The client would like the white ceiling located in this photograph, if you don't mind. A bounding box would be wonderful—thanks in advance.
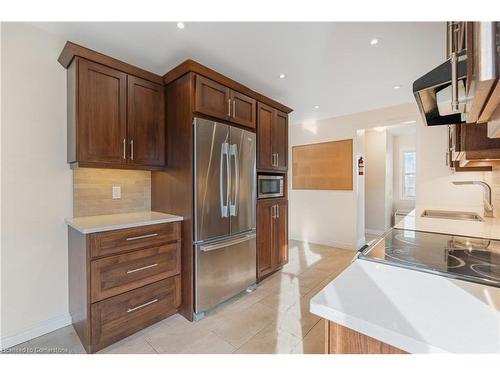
[32,22,445,125]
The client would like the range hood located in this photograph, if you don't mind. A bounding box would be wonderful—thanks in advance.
[413,22,499,127]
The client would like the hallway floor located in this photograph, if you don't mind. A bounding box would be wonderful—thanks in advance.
[7,241,354,354]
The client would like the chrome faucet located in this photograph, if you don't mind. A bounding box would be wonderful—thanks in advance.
[452,181,494,218]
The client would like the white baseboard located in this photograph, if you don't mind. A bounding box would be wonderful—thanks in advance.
[365,228,385,236]
[0,313,72,350]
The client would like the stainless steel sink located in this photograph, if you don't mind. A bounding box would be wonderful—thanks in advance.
[420,209,484,222]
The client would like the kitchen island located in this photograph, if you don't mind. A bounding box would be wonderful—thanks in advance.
[310,206,500,353]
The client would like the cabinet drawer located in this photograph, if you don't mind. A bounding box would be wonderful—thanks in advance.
[90,242,181,302]
[91,276,180,352]
[90,222,181,258]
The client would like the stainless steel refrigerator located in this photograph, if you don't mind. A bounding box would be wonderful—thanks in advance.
[193,117,256,318]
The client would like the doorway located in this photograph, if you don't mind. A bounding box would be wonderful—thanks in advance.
[362,123,416,242]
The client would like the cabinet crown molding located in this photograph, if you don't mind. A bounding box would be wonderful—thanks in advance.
[58,41,293,114]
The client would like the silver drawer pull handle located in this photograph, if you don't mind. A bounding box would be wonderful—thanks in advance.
[126,263,158,274]
[125,233,158,241]
[127,298,159,313]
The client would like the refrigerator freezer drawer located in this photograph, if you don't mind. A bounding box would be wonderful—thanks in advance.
[195,231,256,313]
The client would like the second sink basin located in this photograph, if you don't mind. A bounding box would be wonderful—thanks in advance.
[421,209,484,222]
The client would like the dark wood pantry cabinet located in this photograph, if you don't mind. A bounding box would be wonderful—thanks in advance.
[257,198,288,280]
[257,102,288,171]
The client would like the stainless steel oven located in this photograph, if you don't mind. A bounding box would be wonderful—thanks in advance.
[257,175,284,199]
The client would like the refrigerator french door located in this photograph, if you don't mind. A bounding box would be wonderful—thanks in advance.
[193,118,256,316]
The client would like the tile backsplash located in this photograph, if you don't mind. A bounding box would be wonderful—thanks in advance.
[73,168,151,217]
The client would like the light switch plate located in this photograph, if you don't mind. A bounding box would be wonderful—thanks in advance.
[112,186,121,199]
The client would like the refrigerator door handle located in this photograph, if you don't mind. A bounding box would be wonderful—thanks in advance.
[200,232,256,252]
[229,144,239,217]
[226,142,231,218]
[220,142,229,218]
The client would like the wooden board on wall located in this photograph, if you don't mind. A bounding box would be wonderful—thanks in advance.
[292,139,353,190]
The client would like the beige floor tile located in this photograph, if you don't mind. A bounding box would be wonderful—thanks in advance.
[98,336,157,354]
[210,302,280,348]
[145,319,234,354]
[7,325,85,354]
[234,324,302,354]
[179,331,236,354]
[259,284,312,313]
[296,268,331,289]
[291,320,325,354]
[215,287,272,316]
[276,296,321,338]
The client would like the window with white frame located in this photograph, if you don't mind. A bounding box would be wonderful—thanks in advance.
[402,150,416,200]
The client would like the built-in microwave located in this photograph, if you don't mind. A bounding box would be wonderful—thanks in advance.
[257,175,284,199]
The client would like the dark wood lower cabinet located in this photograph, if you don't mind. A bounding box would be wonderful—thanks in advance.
[257,198,288,280]
[68,222,182,353]
[91,277,180,352]
[324,320,407,354]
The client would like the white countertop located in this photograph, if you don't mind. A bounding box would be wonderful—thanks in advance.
[395,206,500,240]
[65,211,183,234]
[310,259,500,353]
[310,205,500,353]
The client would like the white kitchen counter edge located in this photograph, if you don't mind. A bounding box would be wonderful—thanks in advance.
[65,211,183,234]
[310,292,446,354]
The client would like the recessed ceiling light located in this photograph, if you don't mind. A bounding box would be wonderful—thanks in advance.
[370,38,379,46]
[176,22,185,29]
[313,105,320,109]
[279,73,286,79]
[393,85,401,90]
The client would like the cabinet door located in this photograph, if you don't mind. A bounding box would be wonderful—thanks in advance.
[257,199,274,279]
[230,90,256,129]
[275,200,288,268]
[272,111,288,171]
[257,102,274,170]
[195,75,230,121]
[127,76,165,167]
[78,59,127,164]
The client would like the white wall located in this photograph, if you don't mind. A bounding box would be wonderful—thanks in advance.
[1,23,71,349]
[289,103,420,250]
[416,122,486,211]
[364,129,388,234]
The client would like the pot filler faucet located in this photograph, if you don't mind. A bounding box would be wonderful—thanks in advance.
[452,181,494,218]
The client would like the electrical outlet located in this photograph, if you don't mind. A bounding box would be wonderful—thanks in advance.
[112,186,121,199]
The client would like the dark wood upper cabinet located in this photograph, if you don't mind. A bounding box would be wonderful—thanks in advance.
[257,198,288,280]
[230,90,256,128]
[68,58,166,170]
[77,58,127,165]
[272,110,288,171]
[257,102,274,170]
[257,102,288,171]
[195,75,230,121]
[194,74,256,129]
[127,76,165,167]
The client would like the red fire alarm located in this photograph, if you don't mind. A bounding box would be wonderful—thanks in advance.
[358,156,364,175]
